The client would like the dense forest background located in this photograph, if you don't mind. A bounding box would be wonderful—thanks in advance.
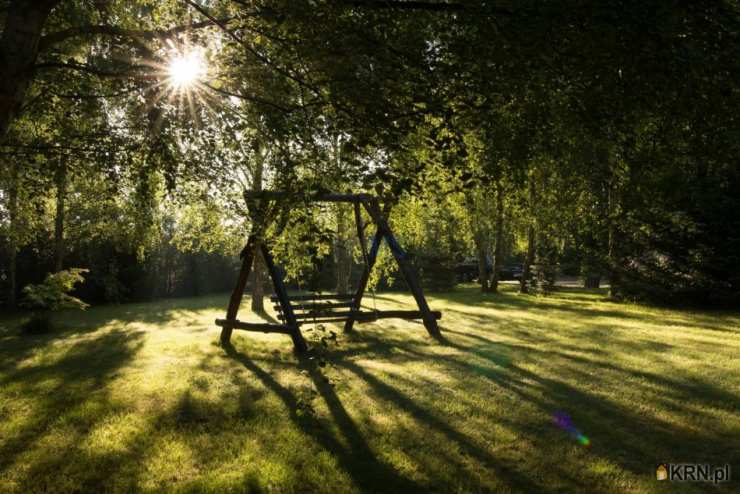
[1,0,739,309]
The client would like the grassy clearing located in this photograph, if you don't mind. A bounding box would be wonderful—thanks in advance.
[0,285,738,493]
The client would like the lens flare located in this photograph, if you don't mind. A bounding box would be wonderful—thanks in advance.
[553,411,591,447]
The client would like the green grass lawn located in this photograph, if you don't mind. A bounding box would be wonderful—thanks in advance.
[1,285,738,493]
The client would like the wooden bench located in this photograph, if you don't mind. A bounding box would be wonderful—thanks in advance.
[270,293,442,326]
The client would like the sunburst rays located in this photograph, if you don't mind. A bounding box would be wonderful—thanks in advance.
[168,50,205,89]
[138,37,224,134]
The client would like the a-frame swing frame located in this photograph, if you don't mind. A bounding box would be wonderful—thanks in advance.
[216,191,442,353]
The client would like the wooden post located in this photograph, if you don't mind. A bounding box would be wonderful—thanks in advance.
[221,235,258,345]
[364,200,442,338]
[260,243,308,353]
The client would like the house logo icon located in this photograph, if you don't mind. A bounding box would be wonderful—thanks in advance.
[656,464,668,481]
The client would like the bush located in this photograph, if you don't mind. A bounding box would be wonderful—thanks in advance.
[20,268,90,333]
[22,268,90,311]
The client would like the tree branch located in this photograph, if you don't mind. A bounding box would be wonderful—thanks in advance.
[34,61,155,80]
[39,19,231,52]
[183,0,323,97]
[201,81,294,113]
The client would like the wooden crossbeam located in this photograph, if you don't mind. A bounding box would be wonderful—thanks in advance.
[216,319,293,334]
[366,310,442,321]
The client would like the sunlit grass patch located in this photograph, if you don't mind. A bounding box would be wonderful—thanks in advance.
[0,286,738,493]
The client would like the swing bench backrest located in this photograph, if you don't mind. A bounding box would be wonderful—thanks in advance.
[270,293,357,324]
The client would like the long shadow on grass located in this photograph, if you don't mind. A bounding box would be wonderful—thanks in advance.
[441,286,740,332]
[0,328,145,490]
[441,312,734,359]
[482,361,739,488]
[442,327,740,415]
[223,342,425,494]
[292,333,542,492]
[332,357,543,492]
[335,331,739,492]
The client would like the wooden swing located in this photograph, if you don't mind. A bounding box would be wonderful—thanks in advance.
[216,191,442,353]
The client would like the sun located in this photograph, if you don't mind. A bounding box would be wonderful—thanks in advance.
[167,50,206,89]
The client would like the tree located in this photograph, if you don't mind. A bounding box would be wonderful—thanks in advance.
[0,0,60,138]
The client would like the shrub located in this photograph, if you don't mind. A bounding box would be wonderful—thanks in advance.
[20,268,90,333]
[22,268,90,311]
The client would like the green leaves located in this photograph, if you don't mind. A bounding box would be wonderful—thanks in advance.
[21,268,90,311]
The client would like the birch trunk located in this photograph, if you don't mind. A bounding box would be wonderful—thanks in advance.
[334,205,353,295]
[251,154,265,311]
[54,160,67,272]
[474,234,489,292]
[489,180,504,293]
[520,172,536,293]
[7,161,19,307]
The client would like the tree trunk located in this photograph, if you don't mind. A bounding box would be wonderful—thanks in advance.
[0,1,59,138]
[7,161,19,307]
[53,160,67,272]
[464,192,490,292]
[489,180,504,293]
[250,149,265,311]
[474,232,489,292]
[520,171,537,294]
[520,223,536,294]
[189,254,200,296]
[250,250,265,311]
[329,135,352,295]
[607,162,621,299]
[335,204,352,294]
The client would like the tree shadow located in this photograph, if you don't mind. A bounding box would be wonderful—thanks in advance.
[0,328,145,487]
[331,358,542,492]
[484,361,739,485]
[230,329,544,491]
[327,329,739,492]
[221,342,425,493]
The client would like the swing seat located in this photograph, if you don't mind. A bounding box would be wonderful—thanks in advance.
[270,292,442,326]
